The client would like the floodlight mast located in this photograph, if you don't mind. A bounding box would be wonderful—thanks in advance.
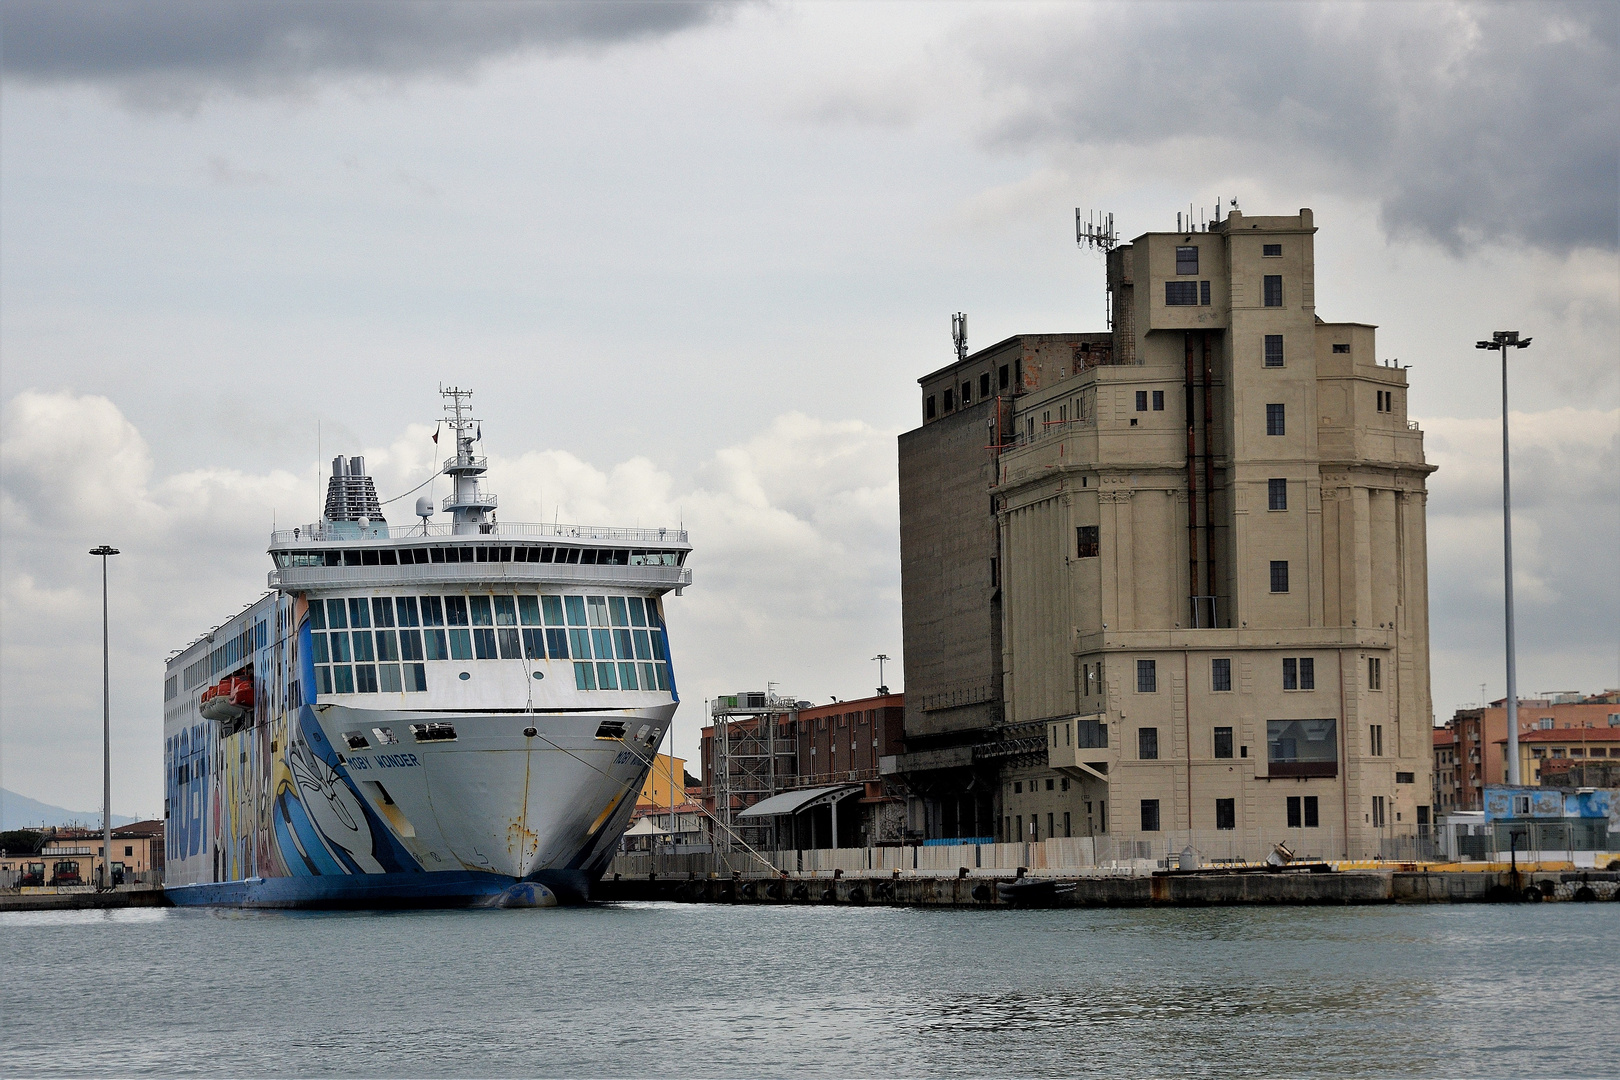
[1474,330,1532,785]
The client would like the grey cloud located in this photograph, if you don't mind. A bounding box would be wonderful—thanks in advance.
[967,1,1618,254]
[1,0,728,105]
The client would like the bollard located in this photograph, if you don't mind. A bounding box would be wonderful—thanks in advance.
[893,868,901,879]
[834,868,843,880]
[1016,866,1027,879]
[958,866,969,879]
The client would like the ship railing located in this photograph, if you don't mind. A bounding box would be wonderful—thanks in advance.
[271,522,690,546]
[269,564,693,589]
[443,454,488,473]
[443,492,498,512]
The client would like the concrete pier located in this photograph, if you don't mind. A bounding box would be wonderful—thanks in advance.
[596,869,1620,907]
[0,886,169,912]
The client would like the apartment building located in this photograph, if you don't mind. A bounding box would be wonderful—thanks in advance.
[896,208,1435,859]
[1440,691,1620,808]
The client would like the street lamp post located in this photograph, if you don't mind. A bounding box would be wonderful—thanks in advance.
[89,545,119,887]
[1474,332,1531,786]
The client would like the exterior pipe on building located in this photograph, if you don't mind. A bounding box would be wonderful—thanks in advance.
[1185,332,1200,621]
[1202,332,1217,613]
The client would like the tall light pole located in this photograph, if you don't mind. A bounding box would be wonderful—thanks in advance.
[89,545,119,887]
[872,654,890,695]
[1474,332,1530,786]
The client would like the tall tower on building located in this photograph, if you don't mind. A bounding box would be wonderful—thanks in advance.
[893,208,1435,860]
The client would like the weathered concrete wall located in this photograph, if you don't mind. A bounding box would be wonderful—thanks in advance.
[0,887,170,911]
[597,869,1620,908]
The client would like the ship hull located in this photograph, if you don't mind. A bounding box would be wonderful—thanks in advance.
[169,699,671,909]
[163,869,576,909]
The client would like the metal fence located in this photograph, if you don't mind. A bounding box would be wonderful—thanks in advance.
[607,825,1490,880]
[1452,821,1614,862]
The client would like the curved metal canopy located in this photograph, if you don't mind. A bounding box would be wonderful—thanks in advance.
[736,784,862,819]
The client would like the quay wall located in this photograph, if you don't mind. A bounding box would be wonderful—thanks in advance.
[597,870,1620,907]
[0,886,170,912]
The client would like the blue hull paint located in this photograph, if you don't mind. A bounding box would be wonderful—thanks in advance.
[165,868,595,909]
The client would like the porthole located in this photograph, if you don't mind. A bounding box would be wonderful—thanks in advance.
[458,671,471,681]
[532,671,544,680]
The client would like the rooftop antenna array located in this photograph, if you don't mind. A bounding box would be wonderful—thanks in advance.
[1075,209,1118,253]
[951,313,968,363]
[1076,209,1119,328]
[1176,198,1225,234]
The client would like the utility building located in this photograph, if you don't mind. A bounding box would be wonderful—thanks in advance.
[895,208,1436,860]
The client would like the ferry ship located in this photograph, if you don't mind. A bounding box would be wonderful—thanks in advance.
[162,389,690,907]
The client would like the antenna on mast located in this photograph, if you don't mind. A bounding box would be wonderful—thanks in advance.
[1075,208,1118,253]
[952,313,968,362]
[1076,208,1119,328]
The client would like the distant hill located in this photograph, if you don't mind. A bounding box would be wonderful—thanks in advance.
[1,788,138,830]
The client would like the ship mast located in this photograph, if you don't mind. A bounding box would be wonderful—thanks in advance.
[440,386,497,534]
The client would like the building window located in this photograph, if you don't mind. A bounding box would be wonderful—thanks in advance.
[961,382,972,405]
[1368,657,1382,690]
[1268,478,1287,511]
[925,395,936,420]
[980,372,990,399]
[1200,280,1211,305]
[1063,811,1071,837]
[1152,390,1165,411]
[1396,771,1415,784]
[1268,719,1338,777]
[999,364,1009,390]
[1140,799,1161,832]
[1283,657,1314,691]
[1165,281,1199,306]
[1013,781,1022,794]
[1370,724,1384,756]
[1332,343,1350,354]
[1138,727,1159,760]
[1263,243,1282,257]
[990,557,999,587]
[1136,391,1149,411]
[1270,561,1290,593]
[1372,795,1386,828]
[1266,403,1286,436]
[1076,525,1100,558]
[1212,658,1232,693]
[1263,275,1283,307]
[1215,798,1235,830]
[1286,795,1320,828]
[943,388,954,412]
[1137,659,1157,693]
[1214,726,1234,759]
[1264,334,1284,367]
[1176,246,1199,275]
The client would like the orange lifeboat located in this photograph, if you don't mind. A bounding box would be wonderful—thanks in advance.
[200,674,253,723]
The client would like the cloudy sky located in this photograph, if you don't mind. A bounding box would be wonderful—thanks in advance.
[1,0,1615,818]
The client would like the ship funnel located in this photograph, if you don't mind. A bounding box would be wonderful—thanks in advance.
[323,454,386,525]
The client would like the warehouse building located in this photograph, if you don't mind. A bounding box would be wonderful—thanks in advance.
[893,207,1435,860]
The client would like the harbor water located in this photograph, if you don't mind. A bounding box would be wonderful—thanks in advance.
[3,903,1615,1077]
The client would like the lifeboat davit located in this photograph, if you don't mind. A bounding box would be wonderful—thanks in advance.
[200,675,253,723]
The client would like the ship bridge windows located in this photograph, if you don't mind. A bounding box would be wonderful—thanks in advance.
[304,591,670,698]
